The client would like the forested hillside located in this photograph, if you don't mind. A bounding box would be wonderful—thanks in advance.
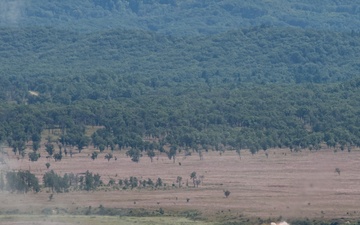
[1,1,360,159]
[1,0,360,35]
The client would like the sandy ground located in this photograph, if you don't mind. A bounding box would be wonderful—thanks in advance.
[1,147,360,221]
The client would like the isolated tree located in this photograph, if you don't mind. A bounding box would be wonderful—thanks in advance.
[104,153,113,161]
[190,171,197,187]
[126,148,141,162]
[236,149,241,158]
[0,172,4,191]
[28,151,40,162]
[53,150,62,162]
[32,141,40,151]
[147,178,154,187]
[155,177,163,187]
[45,162,51,169]
[195,179,201,187]
[76,135,90,153]
[335,168,341,175]
[91,151,98,160]
[84,171,94,191]
[45,143,54,156]
[198,150,203,160]
[176,176,182,187]
[224,190,231,198]
[129,176,138,189]
[108,178,115,186]
[147,149,155,162]
[93,173,102,188]
[99,144,105,152]
[168,145,177,163]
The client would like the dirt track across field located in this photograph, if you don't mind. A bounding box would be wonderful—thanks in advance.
[1,147,360,221]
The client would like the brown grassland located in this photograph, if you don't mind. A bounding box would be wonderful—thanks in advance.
[1,145,360,224]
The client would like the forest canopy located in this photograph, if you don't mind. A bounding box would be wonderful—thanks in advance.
[0,1,360,155]
[0,0,360,35]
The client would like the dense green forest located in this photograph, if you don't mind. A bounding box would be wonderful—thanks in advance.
[1,0,360,35]
[1,1,360,160]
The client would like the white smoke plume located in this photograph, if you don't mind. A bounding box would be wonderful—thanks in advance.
[0,0,26,25]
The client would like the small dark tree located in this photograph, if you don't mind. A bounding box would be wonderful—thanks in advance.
[45,143,54,156]
[91,151,98,160]
[53,150,62,162]
[147,149,155,162]
[45,162,51,169]
[224,190,231,198]
[29,151,40,162]
[130,176,138,189]
[176,176,182,187]
[335,168,341,175]
[168,145,177,163]
[32,141,40,151]
[84,171,94,191]
[0,172,4,191]
[104,153,113,162]
[190,171,197,187]
[155,177,163,187]
[126,148,141,162]
[108,178,115,186]
[99,144,105,152]
[147,178,154,187]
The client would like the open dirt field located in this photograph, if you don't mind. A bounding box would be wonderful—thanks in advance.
[1,147,360,222]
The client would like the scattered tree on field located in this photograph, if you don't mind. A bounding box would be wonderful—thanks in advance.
[28,151,40,162]
[49,194,53,201]
[335,168,341,175]
[147,149,155,162]
[224,190,231,198]
[53,150,62,162]
[126,148,141,162]
[45,143,54,156]
[176,176,182,187]
[45,162,51,169]
[104,153,113,161]
[0,172,4,191]
[167,145,177,163]
[91,151,98,160]
[190,171,197,187]
[155,177,163,187]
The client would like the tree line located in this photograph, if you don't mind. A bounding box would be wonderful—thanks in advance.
[0,170,202,193]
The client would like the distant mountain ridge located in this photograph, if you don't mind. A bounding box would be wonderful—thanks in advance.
[1,0,360,35]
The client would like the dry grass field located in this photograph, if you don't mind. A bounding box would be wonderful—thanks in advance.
[1,146,360,223]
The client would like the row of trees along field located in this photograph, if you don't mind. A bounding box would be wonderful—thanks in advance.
[0,26,360,157]
[0,170,199,194]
